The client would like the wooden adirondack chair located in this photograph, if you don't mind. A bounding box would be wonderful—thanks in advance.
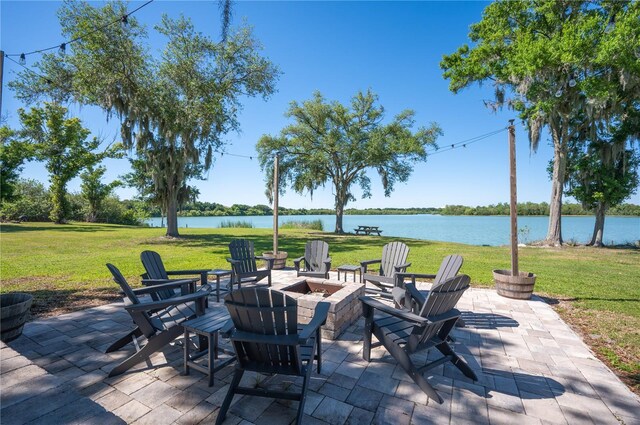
[105,263,209,377]
[392,254,464,312]
[293,240,332,278]
[360,274,476,403]
[360,241,411,294]
[226,239,273,289]
[140,250,212,301]
[217,288,329,425]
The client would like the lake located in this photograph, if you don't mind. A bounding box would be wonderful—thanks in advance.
[146,214,640,246]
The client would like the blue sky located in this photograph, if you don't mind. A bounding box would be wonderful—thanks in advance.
[4,1,635,209]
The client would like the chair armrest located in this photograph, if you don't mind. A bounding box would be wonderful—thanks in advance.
[125,291,208,312]
[426,308,461,325]
[360,259,381,266]
[324,257,332,265]
[399,273,437,280]
[226,258,241,265]
[359,296,429,326]
[293,256,304,269]
[298,302,330,343]
[256,256,276,268]
[166,269,209,277]
[220,320,234,338]
[137,279,196,294]
[230,330,299,346]
[394,262,412,273]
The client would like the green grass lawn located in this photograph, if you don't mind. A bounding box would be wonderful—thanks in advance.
[1,222,638,392]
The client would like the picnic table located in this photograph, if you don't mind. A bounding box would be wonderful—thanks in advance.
[354,225,382,236]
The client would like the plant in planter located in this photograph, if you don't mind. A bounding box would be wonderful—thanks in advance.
[493,122,536,299]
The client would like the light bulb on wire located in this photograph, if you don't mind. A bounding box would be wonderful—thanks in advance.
[59,43,66,55]
[19,53,26,65]
[555,89,563,98]
[568,77,577,88]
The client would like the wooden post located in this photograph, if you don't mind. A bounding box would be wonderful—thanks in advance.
[273,153,279,255]
[0,50,4,113]
[508,120,518,276]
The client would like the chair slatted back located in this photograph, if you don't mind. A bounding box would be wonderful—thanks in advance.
[107,263,141,305]
[229,239,258,274]
[225,288,302,375]
[305,240,329,272]
[434,254,463,284]
[411,274,470,348]
[140,251,175,300]
[380,242,409,278]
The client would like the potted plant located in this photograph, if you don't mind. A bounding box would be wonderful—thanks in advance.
[493,122,536,299]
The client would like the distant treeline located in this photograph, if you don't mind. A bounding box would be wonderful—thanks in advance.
[160,201,639,217]
[439,202,640,216]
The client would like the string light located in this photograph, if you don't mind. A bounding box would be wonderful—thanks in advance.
[555,89,563,98]
[568,75,577,87]
[19,53,26,65]
[58,43,66,55]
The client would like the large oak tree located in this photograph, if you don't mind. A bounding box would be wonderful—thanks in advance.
[257,90,441,233]
[441,0,640,246]
[11,1,279,236]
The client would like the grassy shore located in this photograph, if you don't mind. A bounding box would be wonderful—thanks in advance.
[1,222,638,392]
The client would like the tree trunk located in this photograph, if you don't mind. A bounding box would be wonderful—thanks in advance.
[50,182,68,224]
[544,129,567,246]
[165,190,180,237]
[335,200,344,234]
[589,203,606,247]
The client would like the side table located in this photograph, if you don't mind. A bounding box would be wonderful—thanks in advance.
[208,269,233,302]
[183,309,235,387]
[337,264,361,282]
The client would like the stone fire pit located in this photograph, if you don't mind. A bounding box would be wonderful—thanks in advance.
[274,277,364,340]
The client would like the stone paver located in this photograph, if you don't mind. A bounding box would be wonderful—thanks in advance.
[1,269,638,424]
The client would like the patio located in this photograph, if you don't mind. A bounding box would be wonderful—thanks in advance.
[1,269,638,425]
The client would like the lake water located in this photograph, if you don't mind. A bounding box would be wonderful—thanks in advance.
[146,214,640,246]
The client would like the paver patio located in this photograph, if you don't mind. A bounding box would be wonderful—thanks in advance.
[1,269,638,424]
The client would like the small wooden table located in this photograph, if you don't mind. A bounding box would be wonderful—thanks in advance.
[354,225,382,236]
[183,310,235,387]
[337,264,361,282]
[208,269,233,302]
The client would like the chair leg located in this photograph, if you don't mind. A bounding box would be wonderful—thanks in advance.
[108,326,182,377]
[374,327,443,404]
[105,328,142,353]
[216,368,244,425]
[296,362,315,425]
[362,304,373,362]
[435,341,477,381]
[315,328,322,374]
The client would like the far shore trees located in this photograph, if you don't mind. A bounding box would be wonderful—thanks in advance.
[256,90,441,233]
[441,0,640,246]
[10,1,279,237]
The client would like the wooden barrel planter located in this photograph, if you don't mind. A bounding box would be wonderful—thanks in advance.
[0,293,33,342]
[262,251,288,270]
[493,270,537,300]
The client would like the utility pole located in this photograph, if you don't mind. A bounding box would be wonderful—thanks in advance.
[273,153,279,255]
[0,50,5,114]
[508,119,518,276]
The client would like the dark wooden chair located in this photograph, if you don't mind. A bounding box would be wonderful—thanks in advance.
[140,250,212,301]
[293,240,332,279]
[360,241,411,294]
[217,288,329,425]
[360,274,476,403]
[105,263,209,377]
[226,239,273,289]
[392,254,464,312]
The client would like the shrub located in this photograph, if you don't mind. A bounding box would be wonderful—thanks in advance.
[219,220,253,228]
[280,219,323,231]
[0,179,51,221]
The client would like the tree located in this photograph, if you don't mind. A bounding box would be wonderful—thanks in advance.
[11,2,279,237]
[0,127,30,202]
[256,90,441,233]
[441,1,640,246]
[565,139,639,247]
[17,103,109,224]
[80,165,122,222]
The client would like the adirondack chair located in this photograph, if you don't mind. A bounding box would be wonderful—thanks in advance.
[360,274,476,403]
[360,241,411,294]
[226,239,273,289]
[105,263,209,377]
[293,240,332,278]
[391,254,463,312]
[140,250,212,301]
[217,288,329,425]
